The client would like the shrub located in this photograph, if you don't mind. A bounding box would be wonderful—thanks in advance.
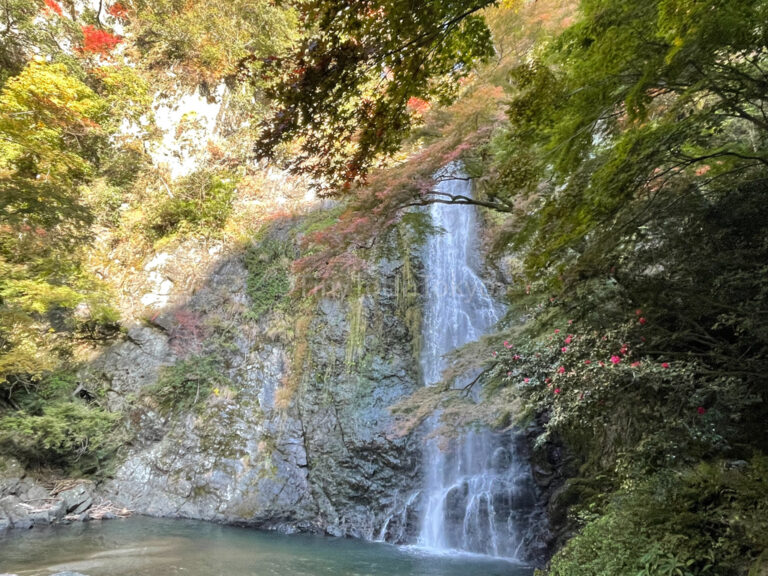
[145,354,231,414]
[549,457,768,576]
[146,170,236,239]
[0,401,120,475]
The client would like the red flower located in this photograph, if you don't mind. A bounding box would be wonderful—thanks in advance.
[557,366,565,374]
[599,361,605,367]
[44,0,63,16]
[81,25,122,54]
[545,377,551,384]
[584,360,591,365]
[554,388,561,395]
[492,351,497,357]
[561,347,568,353]
[697,406,707,415]
[513,354,521,361]
[639,317,647,325]
[619,345,628,355]
[662,362,670,369]
[610,355,621,364]
[564,336,572,344]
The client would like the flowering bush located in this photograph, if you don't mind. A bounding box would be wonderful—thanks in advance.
[488,315,753,482]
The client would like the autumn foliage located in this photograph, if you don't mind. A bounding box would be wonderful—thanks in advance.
[81,25,122,54]
[43,0,63,16]
[107,2,129,20]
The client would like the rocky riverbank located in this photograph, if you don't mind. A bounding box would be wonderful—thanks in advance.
[0,458,128,531]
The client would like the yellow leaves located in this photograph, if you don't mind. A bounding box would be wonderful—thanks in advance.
[0,61,105,183]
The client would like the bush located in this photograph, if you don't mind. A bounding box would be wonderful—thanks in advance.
[145,354,231,414]
[0,401,120,475]
[146,170,236,239]
[549,457,768,576]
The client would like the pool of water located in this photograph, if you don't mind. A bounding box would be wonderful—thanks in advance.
[0,517,533,576]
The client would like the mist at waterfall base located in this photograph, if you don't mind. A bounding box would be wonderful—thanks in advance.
[413,168,542,561]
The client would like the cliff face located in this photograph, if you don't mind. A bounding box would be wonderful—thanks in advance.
[90,225,423,539]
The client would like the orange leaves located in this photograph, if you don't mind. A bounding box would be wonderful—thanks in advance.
[406,97,431,115]
[107,2,129,20]
[81,25,122,55]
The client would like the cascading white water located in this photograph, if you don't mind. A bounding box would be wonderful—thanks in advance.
[417,166,540,560]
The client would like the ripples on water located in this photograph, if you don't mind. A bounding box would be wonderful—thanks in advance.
[0,517,533,576]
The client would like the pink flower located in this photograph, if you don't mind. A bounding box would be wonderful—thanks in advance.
[507,371,512,376]
[558,366,565,374]
[554,329,560,334]
[631,361,641,367]
[524,378,530,383]
[619,345,628,355]
[697,406,707,415]
[513,354,521,361]
[554,388,561,395]
[545,377,551,384]
[639,317,647,325]
[561,347,568,353]
[492,351,497,357]
[503,340,513,348]
[610,356,621,364]
[636,309,642,316]
[568,319,574,325]
[599,361,605,367]
[584,360,591,365]
[662,362,670,368]
[564,336,572,344]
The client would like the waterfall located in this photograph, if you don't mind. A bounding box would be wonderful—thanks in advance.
[416,166,540,560]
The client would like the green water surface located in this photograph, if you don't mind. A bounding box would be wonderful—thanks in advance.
[0,517,533,576]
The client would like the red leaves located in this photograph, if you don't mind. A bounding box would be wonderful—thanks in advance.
[44,0,63,16]
[81,25,122,54]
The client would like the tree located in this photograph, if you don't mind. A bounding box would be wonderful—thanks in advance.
[0,61,109,392]
[493,0,768,276]
[255,0,499,191]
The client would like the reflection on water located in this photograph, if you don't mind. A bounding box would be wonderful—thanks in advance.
[0,517,533,576]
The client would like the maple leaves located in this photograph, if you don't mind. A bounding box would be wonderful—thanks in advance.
[81,25,122,54]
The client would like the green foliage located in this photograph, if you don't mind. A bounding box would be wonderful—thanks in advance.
[0,401,120,474]
[549,458,768,576]
[145,170,237,240]
[146,354,231,414]
[243,236,292,318]
[490,0,768,276]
